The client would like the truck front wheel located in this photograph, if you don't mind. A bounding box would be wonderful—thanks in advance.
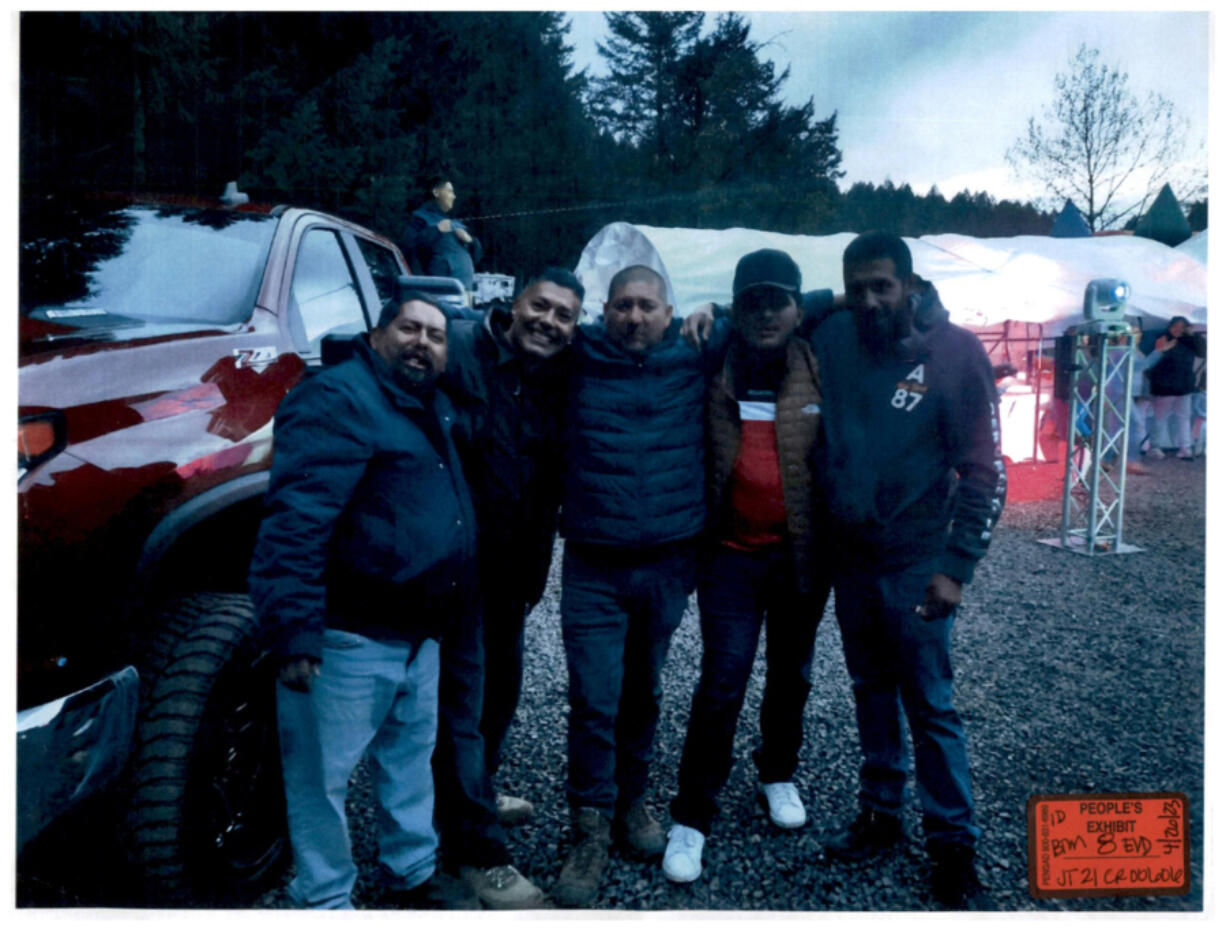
[125,593,288,905]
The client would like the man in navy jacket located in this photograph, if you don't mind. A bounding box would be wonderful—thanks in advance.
[812,233,1006,908]
[552,265,716,907]
[249,294,477,909]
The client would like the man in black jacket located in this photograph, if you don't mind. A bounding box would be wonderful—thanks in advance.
[1145,315,1205,459]
[812,233,1006,908]
[431,268,583,908]
[249,294,477,910]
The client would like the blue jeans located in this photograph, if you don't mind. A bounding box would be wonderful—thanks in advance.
[277,629,440,909]
[671,545,829,834]
[834,560,980,848]
[560,541,696,816]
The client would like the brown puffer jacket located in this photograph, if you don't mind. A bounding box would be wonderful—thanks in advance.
[706,337,821,592]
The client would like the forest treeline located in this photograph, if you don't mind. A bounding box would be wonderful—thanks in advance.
[23,11,1067,282]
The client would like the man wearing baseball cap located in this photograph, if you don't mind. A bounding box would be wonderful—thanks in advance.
[662,249,830,884]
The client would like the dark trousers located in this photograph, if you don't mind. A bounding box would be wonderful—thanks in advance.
[834,558,979,848]
[670,545,829,834]
[479,590,529,779]
[433,605,509,868]
[560,541,696,817]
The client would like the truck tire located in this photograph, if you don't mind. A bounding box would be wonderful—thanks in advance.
[125,593,288,905]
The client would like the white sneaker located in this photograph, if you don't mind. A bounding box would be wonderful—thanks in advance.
[661,824,704,883]
[758,781,806,829]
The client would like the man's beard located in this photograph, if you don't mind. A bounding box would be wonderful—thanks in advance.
[393,353,440,391]
[855,304,913,358]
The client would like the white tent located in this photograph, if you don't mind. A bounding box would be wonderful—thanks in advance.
[575,222,1208,337]
[574,222,1208,465]
[1176,229,1208,266]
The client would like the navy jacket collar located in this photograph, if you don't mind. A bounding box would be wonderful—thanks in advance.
[581,316,686,363]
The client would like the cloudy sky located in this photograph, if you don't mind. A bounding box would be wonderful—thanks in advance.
[566,9,1211,206]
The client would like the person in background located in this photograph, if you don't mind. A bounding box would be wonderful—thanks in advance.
[1125,323,1163,474]
[1145,315,1205,460]
[404,175,483,292]
[249,295,478,910]
[1191,361,1207,457]
[662,249,829,885]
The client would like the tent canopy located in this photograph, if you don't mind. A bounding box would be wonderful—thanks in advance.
[1049,200,1092,238]
[1133,183,1193,247]
[574,222,1208,338]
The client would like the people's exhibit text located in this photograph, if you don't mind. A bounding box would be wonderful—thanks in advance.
[1028,793,1188,898]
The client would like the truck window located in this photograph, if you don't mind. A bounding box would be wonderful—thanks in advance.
[355,237,403,307]
[290,228,370,355]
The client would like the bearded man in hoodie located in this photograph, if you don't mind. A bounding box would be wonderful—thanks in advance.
[809,233,1006,909]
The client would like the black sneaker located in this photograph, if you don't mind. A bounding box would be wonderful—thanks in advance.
[825,808,903,861]
[929,842,991,909]
[381,870,481,910]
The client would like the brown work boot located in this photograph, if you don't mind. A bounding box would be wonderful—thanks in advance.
[615,796,666,857]
[552,807,611,908]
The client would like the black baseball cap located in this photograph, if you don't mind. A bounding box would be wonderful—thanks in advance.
[733,248,801,298]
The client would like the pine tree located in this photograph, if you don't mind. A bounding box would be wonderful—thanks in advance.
[588,11,704,177]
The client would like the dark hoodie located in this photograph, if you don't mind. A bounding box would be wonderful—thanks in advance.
[804,282,1006,583]
[1146,326,1205,397]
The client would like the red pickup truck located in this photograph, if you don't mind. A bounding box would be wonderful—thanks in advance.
[18,191,411,904]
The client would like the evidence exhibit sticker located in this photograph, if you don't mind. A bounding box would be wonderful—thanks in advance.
[1027,792,1189,898]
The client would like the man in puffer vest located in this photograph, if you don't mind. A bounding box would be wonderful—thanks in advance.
[661,249,830,885]
[1145,315,1205,459]
[552,265,717,907]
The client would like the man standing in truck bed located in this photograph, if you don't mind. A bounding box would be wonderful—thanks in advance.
[404,175,483,291]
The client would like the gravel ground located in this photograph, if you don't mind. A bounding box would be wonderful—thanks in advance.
[303,454,1208,913]
[19,456,1206,911]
